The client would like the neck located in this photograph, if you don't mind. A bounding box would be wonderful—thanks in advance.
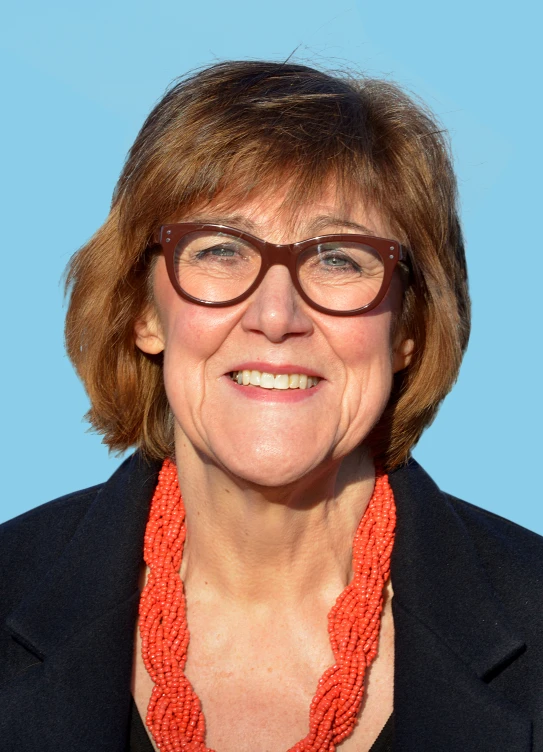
[175,440,376,606]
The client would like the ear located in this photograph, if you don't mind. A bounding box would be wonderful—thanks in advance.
[134,305,165,355]
[392,337,414,373]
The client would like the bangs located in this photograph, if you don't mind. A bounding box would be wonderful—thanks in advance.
[168,162,384,239]
[114,66,384,250]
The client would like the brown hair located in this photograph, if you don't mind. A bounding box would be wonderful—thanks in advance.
[65,60,470,470]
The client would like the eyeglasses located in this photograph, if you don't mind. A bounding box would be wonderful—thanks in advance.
[152,223,408,316]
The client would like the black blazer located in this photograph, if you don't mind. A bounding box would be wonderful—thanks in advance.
[1,453,542,751]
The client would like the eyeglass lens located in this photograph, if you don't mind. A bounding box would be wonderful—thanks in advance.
[173,230,385,312]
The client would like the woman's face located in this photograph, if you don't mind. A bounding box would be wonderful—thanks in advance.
[135,187,413,487]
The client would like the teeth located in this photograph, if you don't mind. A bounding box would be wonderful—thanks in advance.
[289,374,299,389]
[231,369,320,389]
[260,372,275,389]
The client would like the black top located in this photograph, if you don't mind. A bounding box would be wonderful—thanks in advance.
[3,453,543,751]
[127,697,394,751]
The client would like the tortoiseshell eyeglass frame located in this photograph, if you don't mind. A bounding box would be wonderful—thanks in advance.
[150,222,409,316]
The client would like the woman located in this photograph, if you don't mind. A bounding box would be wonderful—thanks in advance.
[1,61,542,752]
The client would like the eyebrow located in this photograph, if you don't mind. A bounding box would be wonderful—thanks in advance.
[308,215,378,236]
[185,213,378,238]
[187,214,259,232]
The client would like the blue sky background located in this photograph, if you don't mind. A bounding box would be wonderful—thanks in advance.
[1,0,541,531]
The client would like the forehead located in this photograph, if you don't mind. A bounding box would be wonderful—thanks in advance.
[176,181,394,243]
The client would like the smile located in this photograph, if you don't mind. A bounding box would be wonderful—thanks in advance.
[229,370,321,390]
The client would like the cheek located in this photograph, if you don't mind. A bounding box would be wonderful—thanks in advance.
[165,306,224,359]
[161,309,237,410]
[326,309,395,443]
[153,270,235,423]
[330,300,395,380]
[154,259,234,364]
[160,303,238,452]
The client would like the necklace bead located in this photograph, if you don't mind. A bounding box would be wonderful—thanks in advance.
[139,459,396,751]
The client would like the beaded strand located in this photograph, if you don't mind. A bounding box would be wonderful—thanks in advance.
[139,458,396,751]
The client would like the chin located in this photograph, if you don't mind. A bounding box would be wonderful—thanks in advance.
[214,446,331,490]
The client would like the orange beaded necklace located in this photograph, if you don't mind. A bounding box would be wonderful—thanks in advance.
[139,458,396,752]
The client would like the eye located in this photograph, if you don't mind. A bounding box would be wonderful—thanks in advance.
[195,244,240,259]
[315,250,363,273]
[319,252,361,270]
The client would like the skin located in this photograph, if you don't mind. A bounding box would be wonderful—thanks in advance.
[132,185,413,751]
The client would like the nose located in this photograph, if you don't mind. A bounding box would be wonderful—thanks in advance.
[240,264,314,343]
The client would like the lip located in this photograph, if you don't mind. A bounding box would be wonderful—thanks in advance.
[225,362,324,378]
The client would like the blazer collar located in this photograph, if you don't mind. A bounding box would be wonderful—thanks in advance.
[389,459,531,750]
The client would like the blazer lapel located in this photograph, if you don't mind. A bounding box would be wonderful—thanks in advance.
[389,460,532,751]
[3,453,162,752]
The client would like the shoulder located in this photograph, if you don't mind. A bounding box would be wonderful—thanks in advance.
[390,459,543,624]
[393,457,543,564]
[0,452,161,621]
[0,485,103,614]
[448,491,543,550]
[447,492,543,603]
[0,483,103,548]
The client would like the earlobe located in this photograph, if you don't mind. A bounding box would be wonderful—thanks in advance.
[134,306,165,355]
[393,338,414,373]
